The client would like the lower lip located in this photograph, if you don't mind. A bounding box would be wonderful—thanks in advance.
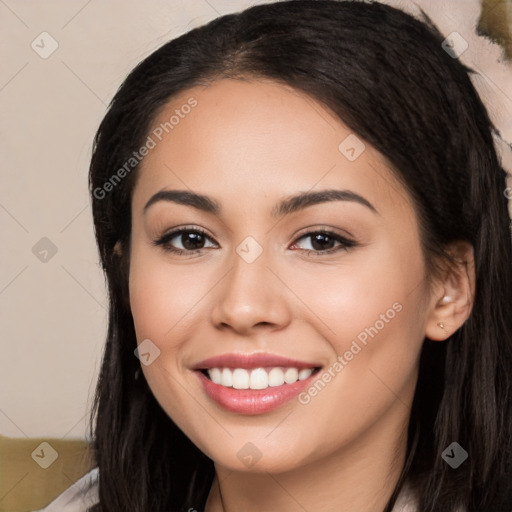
[196,370,317,415]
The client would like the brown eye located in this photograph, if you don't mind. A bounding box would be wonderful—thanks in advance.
[153,228,217,255]
[291,230,356,254]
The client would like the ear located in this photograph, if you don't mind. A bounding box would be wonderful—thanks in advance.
[113,240,123,257]
[424,241,475,341]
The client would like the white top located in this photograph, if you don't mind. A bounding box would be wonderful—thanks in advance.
[32,468,99,512]
[32,467,428,511]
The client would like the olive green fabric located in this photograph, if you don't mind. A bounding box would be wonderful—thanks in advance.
[0,435,95,512]
[478,0,512,59]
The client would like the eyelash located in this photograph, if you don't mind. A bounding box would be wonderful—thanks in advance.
[152,226,357,257]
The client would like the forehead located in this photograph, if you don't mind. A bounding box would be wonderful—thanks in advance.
[132,78,412,219]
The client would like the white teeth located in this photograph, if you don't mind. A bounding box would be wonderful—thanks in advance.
[284,367,299,384]
[206,366,315,389]
[232,368,250,389]
[250,368,268,389]
[268,367,285,387]
[298,368,313,380]
[221,368,233,387]
[209,368,222,384]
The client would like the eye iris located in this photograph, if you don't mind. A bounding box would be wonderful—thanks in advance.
[311,233,335,251]
[182,232,204,250]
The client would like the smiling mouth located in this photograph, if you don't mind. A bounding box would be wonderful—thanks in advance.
[201,366,322,390]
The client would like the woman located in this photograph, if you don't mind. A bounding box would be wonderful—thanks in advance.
[36,1,512,511]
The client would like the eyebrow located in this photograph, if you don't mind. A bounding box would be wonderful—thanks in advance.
[143,188,378,217]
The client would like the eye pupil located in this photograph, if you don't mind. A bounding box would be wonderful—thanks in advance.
[311,233,335,251]
[182,232,204,250]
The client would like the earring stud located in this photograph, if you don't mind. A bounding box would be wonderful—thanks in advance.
[437,322,445,329]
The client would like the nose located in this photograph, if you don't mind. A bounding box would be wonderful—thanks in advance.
[210,245,292,336]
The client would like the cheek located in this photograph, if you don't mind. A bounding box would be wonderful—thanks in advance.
[290,241,427,416]
[128,245,205,343]
[285,259,425,457]
[128,246,209,430]
[284,241,425,353]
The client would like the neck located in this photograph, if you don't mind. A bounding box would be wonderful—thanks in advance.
[205,401,410,512]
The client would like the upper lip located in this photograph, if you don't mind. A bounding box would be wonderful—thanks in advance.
[193,353,321,370]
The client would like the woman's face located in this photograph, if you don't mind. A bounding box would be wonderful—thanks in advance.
[128,78,433,474]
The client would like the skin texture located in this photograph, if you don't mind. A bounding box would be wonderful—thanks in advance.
[127,78,475,512]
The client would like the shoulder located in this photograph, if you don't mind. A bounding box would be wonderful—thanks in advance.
[31,467,99,512]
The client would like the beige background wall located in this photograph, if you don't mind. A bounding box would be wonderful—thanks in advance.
[1,0,511,440]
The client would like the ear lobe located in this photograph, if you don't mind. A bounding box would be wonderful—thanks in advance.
[424,241,475,341]
[113,240,123,257]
